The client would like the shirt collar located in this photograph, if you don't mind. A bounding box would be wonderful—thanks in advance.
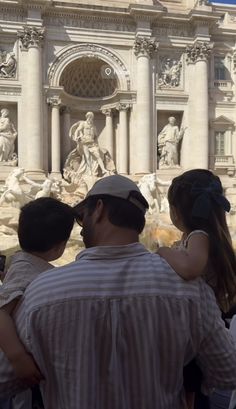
[76,242,149,260]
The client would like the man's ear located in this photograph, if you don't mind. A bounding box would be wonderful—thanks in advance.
[93,199,105,223]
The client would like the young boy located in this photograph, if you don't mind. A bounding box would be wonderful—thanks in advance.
[0,197,75,408]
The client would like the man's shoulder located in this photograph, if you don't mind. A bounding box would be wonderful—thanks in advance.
[24,249,209,309]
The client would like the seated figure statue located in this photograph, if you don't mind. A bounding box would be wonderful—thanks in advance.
[63,111,116,183]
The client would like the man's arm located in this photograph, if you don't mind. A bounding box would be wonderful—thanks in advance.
[0,302,43,386]
[196,281,236,390]
[0,300,28,398]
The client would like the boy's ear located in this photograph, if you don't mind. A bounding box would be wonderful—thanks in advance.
[93,199,105,223]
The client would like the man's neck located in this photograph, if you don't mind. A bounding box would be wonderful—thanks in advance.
[94,227,139,247]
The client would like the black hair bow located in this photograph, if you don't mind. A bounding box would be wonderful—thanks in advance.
[191,181,231,219]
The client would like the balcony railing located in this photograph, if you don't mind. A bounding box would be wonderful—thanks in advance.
[213,80,232,91]
[214,155,235,175]
[215,155,234,165]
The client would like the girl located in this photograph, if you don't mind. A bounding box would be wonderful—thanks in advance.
[157,169,236,409]
[157,168,236,312]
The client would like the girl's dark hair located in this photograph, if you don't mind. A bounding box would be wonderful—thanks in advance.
[168,169,236,312]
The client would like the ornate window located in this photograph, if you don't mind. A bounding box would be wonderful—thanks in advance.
[59,57,118,98]
[214,57,226,80]
[215,131,225,155]
[210,116,235,176]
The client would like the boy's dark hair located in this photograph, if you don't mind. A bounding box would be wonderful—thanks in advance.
[168,169,236,311]
[18,197,75,253]
[85,193,146,234]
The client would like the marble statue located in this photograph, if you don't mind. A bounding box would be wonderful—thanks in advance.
[157,117,185,168]
[0,168,29,207]
[63,111,116,183]
[0,52,17,78]
[23,176,54,199]
[138,173,170,215]
[0,108,17,163]
[0,168,63,207]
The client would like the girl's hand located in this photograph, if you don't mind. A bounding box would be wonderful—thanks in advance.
[11,352,44,386]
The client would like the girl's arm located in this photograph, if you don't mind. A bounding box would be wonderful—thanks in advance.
[157,233,209,280]
[0,300,43,385]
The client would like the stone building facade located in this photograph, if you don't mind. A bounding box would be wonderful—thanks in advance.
[0,0,236,183]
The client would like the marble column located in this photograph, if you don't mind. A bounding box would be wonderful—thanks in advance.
[116,103,130,174]
[181,60,195,169]
[134,36,158,174]
[102,108,114,158]
[185,42,212,169]
[48,97,61,177]
[61,107,71,165]
[17,26,45,173]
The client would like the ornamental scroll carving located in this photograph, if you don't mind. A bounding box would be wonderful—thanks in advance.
[158,57,182,88]
[186,42,212,63]
[134,37,158,58]
[17,26,45,50]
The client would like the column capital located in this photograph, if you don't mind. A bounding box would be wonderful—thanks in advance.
[102,108,112,116]
[134,36,159,59]
[17,26,45,50]
[186,41,212,64]
[47,96,62,107]
[116,103,131,111]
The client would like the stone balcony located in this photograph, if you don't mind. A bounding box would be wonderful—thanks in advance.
[213,80,233,90]
[214,154,235,176]
[210,80,234,102]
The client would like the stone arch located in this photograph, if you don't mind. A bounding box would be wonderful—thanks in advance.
[59,57,118,98]
[48,43,130,92]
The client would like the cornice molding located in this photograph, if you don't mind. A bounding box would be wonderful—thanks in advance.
[189,9,220,24]
[129,4,165,22]
[43,10,135,32]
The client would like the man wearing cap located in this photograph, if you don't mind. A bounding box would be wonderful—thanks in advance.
[0,174,236,409]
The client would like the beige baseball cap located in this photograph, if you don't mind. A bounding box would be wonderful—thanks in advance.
[74,174,149,217]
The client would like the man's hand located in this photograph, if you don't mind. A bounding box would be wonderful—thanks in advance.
[11,352,44,387]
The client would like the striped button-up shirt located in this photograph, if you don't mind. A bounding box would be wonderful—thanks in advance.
[0,243,236,409]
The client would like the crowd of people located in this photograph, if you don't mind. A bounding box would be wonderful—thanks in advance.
[0,170,236,409]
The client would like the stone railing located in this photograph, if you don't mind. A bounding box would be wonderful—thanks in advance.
[214,154,235,176]
[215,155,234,164]
[213,80,232,90]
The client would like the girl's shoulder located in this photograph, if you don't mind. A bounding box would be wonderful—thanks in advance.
[183,230,209,248]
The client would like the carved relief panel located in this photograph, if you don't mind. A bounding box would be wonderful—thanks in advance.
[0,49,17,79]
[157,54,183,90]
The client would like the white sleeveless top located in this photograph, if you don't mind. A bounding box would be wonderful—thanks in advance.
[181,229,209,249]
